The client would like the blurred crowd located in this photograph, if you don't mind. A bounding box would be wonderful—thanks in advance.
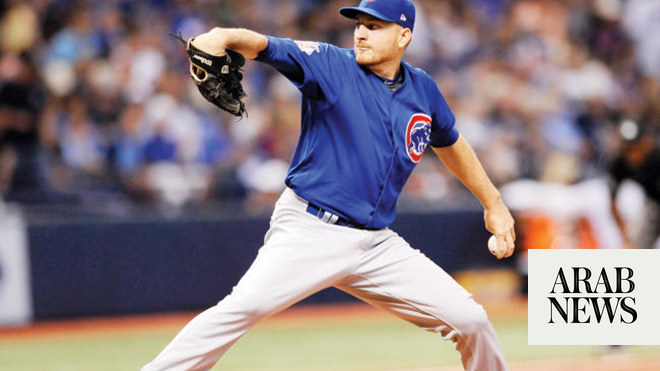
[0,0,659,215]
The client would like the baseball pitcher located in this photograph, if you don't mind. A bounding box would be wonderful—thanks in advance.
[144,1,516,370]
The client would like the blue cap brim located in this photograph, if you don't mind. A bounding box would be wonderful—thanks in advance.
[339,6,398,25]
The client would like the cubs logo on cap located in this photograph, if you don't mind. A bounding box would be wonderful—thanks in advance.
[405,113,431,163]
[340,0,416,31]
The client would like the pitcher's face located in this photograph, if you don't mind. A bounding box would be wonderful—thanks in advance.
[353,15,406,68]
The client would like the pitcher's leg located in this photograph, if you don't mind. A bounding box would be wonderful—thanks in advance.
[143,265,319,371]
[338,230,508,371]
[142,245,326,371]
[143,190,367,371]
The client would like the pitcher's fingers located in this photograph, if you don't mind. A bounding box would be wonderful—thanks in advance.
[504,232,515,258]
[495,235,506,259]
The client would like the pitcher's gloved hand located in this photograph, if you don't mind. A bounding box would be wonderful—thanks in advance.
[171,31,247,118]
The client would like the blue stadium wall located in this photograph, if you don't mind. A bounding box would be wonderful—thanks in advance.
[27,210,512,319]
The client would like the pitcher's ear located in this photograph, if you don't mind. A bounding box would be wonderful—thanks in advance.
[399,28,412,49]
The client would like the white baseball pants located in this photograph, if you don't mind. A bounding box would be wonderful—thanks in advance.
[142,188,508,371]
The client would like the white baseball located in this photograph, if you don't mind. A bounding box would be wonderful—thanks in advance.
[488,235,499,255]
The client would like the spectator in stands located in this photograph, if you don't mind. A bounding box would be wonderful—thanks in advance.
[56,97,109,190]
[0,54,76,204]
[609,119,660,249]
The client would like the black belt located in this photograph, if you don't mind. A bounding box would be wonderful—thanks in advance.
[305,202,376,230]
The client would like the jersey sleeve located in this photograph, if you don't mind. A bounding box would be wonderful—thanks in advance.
[428,83,459,148]
[255,36,348,101]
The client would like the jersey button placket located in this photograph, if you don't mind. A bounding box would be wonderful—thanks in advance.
[371,92,397,225]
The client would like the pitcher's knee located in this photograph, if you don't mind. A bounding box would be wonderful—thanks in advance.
[452,304,492,337]
[218,292,280,321]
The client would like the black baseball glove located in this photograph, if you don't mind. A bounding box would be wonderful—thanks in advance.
[171,31,247,118]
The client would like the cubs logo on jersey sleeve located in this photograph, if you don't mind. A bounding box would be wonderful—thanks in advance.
[405,113,432,163]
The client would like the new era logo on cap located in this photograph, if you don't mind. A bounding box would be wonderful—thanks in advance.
[340,0,416,31]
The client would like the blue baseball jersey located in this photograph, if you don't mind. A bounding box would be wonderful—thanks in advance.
[256,36,459,229]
